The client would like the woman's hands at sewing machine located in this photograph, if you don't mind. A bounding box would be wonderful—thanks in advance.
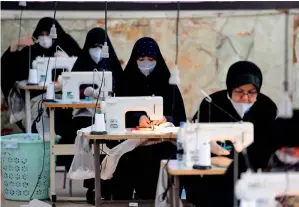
[10,35,35,52]
[139,115,167,128]
[139,115,151,128]
[151,116,166,126]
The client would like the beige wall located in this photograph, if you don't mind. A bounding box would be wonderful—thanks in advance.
[1,9,299,133]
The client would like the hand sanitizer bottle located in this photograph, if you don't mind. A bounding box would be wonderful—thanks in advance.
[177,122,185,166]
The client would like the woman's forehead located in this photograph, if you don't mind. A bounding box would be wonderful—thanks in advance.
[237,84,256,91]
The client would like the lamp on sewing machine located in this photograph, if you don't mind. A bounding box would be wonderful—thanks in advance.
[102,96,163,133]
[181,122,254,169]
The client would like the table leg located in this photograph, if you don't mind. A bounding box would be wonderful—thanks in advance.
[49,109,56,202]
[25,91,32,133]
[169,174,174,207]
[233,149,239,207]
[173,176,180,207]
[94,140,102,207]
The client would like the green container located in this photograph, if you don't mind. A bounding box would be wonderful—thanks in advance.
[0,133,60,201]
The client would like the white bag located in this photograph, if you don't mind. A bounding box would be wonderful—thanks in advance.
[8,86,25,124]
[67,126,95,180]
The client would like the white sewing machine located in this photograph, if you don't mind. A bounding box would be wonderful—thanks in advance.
[235,171,299,207]
[61,71,112,102]
[181,122,254,168]
[32,56,77,85]
[101,96,163,133]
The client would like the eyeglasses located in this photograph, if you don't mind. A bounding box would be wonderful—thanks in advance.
[233,90,257,98]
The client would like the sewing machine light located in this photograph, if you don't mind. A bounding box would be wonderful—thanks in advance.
[101,42,109,58]
[49,24,57,39]
[169,64,180,85]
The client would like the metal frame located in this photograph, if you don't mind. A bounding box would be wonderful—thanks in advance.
[2,1,299,11]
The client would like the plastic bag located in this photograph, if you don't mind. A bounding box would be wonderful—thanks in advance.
[8,85,25,124]
[67,126,95,180]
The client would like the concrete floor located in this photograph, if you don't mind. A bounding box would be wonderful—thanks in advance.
[1,167,90,207]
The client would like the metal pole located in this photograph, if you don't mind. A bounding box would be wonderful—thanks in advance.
[284,11,289,92]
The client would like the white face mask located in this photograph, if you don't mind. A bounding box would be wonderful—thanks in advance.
[137,60,157,76]
[89,47,102,64]
[227,94,254,118]
[38,36,53,49]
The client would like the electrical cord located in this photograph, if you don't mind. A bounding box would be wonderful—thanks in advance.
[30,1,58,200]
[8,3,25,125]
[160,1,180,204]
[158,156,173,203]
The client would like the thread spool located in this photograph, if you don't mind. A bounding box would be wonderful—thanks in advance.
[27,69,39,85]
[45,82,55,102]
[91,113,107,135]
[193,136,212,170]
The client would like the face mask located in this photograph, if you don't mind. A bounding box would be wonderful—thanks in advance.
[89,47,102,64]
[38,36,53,49]
[137,60,157,76]
[227,94,254,118]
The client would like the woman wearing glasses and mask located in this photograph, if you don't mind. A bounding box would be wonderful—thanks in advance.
[182,61,299,207]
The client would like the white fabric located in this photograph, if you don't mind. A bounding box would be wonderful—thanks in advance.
[101,139,147,180]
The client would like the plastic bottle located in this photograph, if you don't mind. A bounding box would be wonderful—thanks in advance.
[177,122,185,166]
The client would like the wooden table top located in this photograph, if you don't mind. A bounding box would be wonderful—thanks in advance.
[161,160,227,176]
[84,130,177,140]
[17,80,47,90]
[44,100,100,109]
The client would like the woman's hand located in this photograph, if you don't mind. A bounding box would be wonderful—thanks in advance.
[151,116,167,126]
[10,35,35,52]
[139,115,151,128]
[210,141,230,156]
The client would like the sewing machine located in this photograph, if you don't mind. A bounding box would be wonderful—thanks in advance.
[61,71,112,102]
[101,96,163,133]
[32,56,77,85]
[235,171,299,207]
[181,122,254,168]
